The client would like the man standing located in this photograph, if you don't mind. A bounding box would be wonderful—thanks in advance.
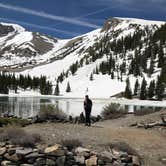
[84,95,92,126]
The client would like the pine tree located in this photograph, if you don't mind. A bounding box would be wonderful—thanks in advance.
[66,82,71,93]
[148,55,155,77]
[89,73,93,81]
[134,79,140,95]
[124,77,132,99]
[140,78,147,100]
[54,82,60,96]
[156,76,165,100]
[148,80,155,99]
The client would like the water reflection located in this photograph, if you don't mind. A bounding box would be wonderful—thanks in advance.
[0,96,164,118]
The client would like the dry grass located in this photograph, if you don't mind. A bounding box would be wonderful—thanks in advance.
[0,127,41,147]
[61,139,82,151]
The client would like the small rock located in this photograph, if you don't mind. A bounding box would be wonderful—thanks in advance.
[99,151,114,162]
[0,142,6,147]
[16,148,33,156]
[85,155,97,166]
[0,147,7,155]
[44,144,60,153]
[98,159,105,165]
[25,152,45,159]
[34,158,46,166]
[4,153,22,162]
[75,147,90,154]
[74,155,85,164]
[56,156,66,166]
[8,147,23,155]
[1,160,14,166]
[132,156,140,166]
[46,158,56,166]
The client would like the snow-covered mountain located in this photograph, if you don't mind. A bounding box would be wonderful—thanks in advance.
[0,17,165,98]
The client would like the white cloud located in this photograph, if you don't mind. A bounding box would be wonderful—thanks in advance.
[0,17,79,36]
[0,3,100,28]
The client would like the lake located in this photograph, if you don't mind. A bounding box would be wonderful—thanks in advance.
[0,96,165,118]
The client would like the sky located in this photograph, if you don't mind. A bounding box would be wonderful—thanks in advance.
[0,0,165,39]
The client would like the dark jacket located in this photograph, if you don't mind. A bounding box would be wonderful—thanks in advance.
[84,99,92,112]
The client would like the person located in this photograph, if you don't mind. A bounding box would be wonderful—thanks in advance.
[84,95,92,126]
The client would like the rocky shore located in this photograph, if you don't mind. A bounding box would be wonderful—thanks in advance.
[0,142,141,166]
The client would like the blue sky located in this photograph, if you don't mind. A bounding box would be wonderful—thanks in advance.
[0,0,165,38]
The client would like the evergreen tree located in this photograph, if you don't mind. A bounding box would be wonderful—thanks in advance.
[66,82,71,93]
[134,79,140,95]
[140,78,147,100]
[148,80,155,99]
[54,82,60,96]
[124,77,132,99]
[89,73,93,81]
[156,76,165,100]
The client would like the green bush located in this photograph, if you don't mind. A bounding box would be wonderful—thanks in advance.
[61,139,82,151]
[0,127,41,147]
[38,104,67,121]
[101,103,127,119]
[0,117,31,127]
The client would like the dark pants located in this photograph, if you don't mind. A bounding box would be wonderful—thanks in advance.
[85,110,91,126]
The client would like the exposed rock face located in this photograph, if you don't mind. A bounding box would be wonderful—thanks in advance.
[0,24,14,36]
[0,143,141,166]
[101,17,122,32]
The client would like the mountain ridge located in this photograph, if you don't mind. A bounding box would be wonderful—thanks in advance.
[0,17,166,98]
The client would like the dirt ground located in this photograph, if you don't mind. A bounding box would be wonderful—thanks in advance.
[25,110,166,166]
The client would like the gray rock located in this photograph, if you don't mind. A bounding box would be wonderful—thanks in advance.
[132,156,140,166]
[8,147,23,155]
[56,156,66,166]
[34,158,46,166]
[16,148,33,156]
[25,152,45,159]
[4,153,22,162]
[74,155,85,164]
[100,151,114,163]
[46,159,56,166]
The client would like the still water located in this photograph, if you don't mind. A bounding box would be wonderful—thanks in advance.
[0,96,164,118]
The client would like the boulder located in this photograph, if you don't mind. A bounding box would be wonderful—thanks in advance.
[85,155,97,166]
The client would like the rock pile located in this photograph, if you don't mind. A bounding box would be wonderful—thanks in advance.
[0,143,141,166]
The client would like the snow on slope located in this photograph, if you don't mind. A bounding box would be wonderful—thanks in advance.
[18,17,165,98]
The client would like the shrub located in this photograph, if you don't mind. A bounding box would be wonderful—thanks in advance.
[38,104,67,121]
[134,107,160,116]
[61,139,82,151]
[108,142,139,156]
[0,117,31,127]
[0,127,41,147]
[101,103,127,119]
